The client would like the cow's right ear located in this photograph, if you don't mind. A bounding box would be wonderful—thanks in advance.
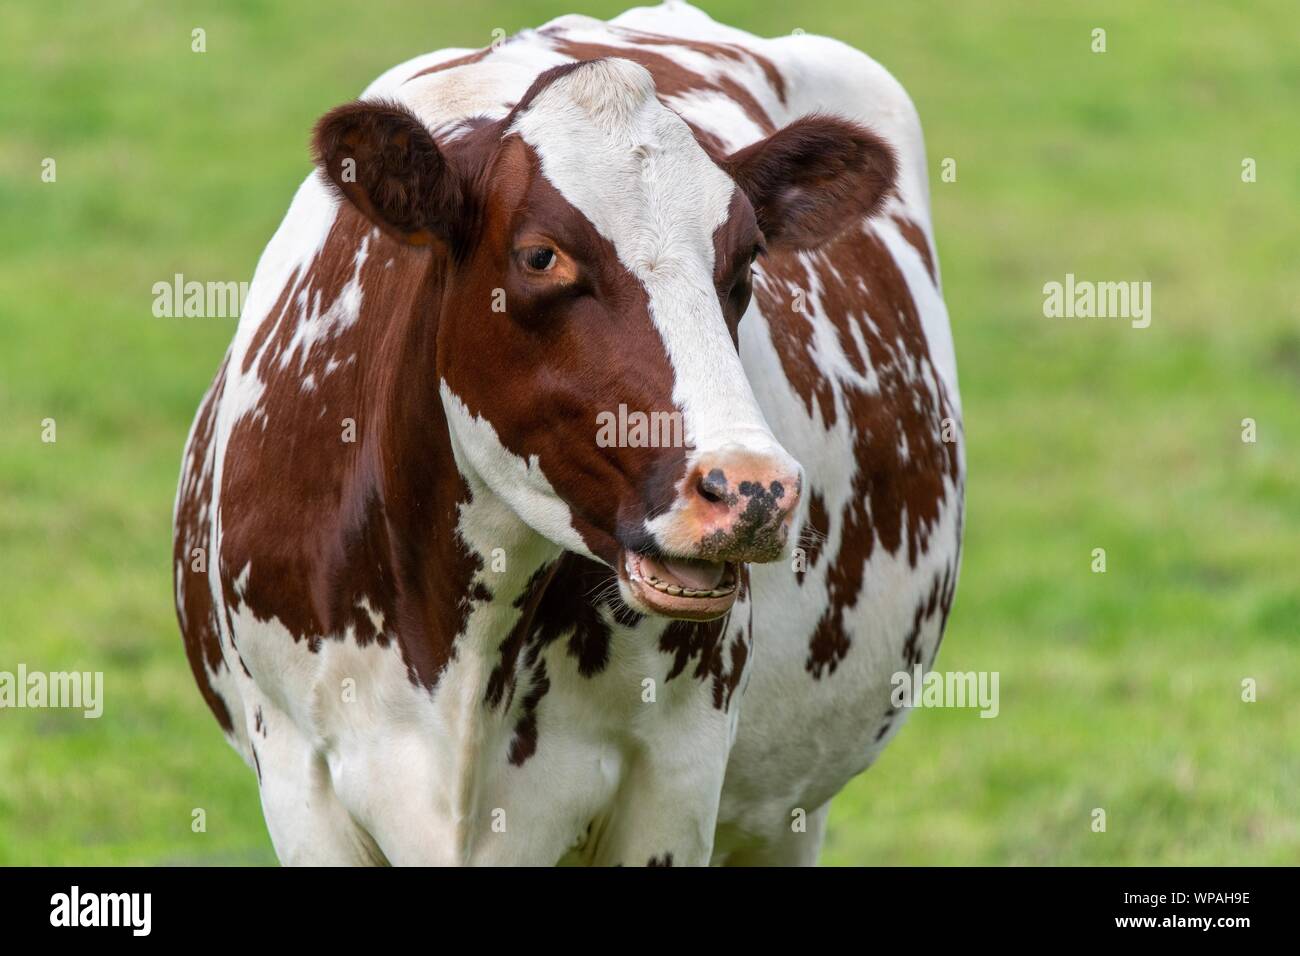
[723,115,898,251]
[312,100,467,249]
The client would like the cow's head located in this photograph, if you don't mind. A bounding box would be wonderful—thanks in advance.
[313,58,896,621]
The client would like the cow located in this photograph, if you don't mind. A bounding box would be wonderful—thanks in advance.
[173,0,964,866]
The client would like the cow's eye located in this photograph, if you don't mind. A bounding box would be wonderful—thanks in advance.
[522,247,556,273]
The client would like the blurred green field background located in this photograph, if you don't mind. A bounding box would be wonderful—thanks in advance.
[1,0,1296,865]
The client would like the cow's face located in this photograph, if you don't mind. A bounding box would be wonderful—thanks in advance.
[313,59,897,621]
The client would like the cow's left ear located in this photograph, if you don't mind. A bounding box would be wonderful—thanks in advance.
[312,99,470,250]
[723,115,898,250]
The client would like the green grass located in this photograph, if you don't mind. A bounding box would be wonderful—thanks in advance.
[1,0,1296,865]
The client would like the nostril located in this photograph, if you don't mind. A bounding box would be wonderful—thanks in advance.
[697,468,728,505]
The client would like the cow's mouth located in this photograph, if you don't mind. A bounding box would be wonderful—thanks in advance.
[620,551,739,621]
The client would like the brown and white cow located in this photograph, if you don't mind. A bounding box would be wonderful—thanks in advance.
[173,1,963,866]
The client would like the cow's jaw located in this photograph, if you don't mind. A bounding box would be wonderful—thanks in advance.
[619,551,739,621]
[440,381,594,558]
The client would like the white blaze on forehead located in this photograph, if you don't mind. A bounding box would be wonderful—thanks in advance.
[508,58,789,461]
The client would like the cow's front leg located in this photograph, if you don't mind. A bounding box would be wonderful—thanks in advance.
[588,706,735,867]
[718,802,830,866]
[247,697,387,866]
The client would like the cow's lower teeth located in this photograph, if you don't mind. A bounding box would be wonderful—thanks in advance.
[644,577,733,598]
